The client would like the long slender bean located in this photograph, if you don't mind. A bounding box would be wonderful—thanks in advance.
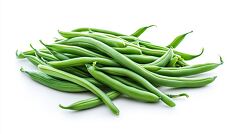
[166,31,193,48]
[38,64,119,115]
[59,37,216,88]
[155,57,223,76]
[72,27,125,36]
[149,48,173,67]
[97,66,175,107]
[86,64,160,102]
[131,25,156,37]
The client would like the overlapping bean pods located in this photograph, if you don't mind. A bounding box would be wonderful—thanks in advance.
[17,25,222,115]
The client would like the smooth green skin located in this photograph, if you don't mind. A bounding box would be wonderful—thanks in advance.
[21,68,87,92]
[114,46,142,55]
[72,27,125,36]
[131,25,156,37]
[48,57,120,68]
[38,65,119,115]
[59,31,125,47]
[177,58,189,67]
[34,50,58,61]
[150,48,173,67]
[139,41,204,60]
[60,37,216,88]
[87,64,160,102]
[125,55,158,64]
[59,91,120,111]
[111,76,146,91]
[167,56,179,67]
[59,90,188,111]
[155,59,223,77]
[21,54,46,66]
[166,31,193,48]
[47,56,161,72]
[17,49,50,59]
[97,67,175,107]
[46,44,106,58]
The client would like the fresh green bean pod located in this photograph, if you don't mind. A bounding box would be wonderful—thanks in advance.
[59,91,120,111]
[58,37,217,88]
[111,76,146,91]
[97,66,175,107]
[38,65,119,115]
[125,55,158,64]
[166,31,193,48]
[45,44,106,58]
[139,41,204,60]
[149,48,173,67]
[86,64,160,102]
[59,91,189,111]
[131,25,156,37]
[21,68,87,92]
[72,27,125,36]
[16,49,50,59]
[58,31,126,47]
[114,46,142,55]
[48,57,120,68]
[155,57,223,77]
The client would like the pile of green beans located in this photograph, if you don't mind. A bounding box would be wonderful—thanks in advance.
[17,25,222,115]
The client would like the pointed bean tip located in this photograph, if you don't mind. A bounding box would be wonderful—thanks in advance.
[219,56,224,64]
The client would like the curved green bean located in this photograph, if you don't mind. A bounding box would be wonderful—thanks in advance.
[21,68,87,92]
[97,66,175,107]
[38,65,119,115]
[166,31,193,48]
[59,36,216,88]
[72,27,125,36]
[149,48,173,67]
[131,25,156,37]
[114,46,142,55]
[155,57,223,76]
[125,54,158,64]
[86,64,160,102]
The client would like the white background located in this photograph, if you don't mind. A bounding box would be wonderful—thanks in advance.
[0,0,240,134]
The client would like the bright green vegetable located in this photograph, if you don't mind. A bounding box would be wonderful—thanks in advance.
[38,64,119,115]
[21,68,87,92]
[86,64,160,102]
[131,25,156,37]
[97,66,175,107]
[167,31,193,48]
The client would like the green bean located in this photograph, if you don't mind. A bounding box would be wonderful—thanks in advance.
[125,55,158,64]
[38,64,119,115]
[16,51,45,66]
[72,27,125,36]
[97,66,175,107]
[114,46,142,55]
[30,44,58,61]
[16,48,50,59]
[155,57,223,77]
[111,76,146,91]
[131,25,156,37]
[141,65,161,72]
[59,91,189,111]
[59,37,216,88]
[119,35,139,42]
[59,91,120,111]
[87,64,159,102]
[139,41,204,60]
[166,31,193,48]
[177,58,189,67]
[44,44,107,58]
[20,68,87,92]
[149,48,173,67]
[167,56,179,67]
[58,31,126,47]
[48,57,120,68]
